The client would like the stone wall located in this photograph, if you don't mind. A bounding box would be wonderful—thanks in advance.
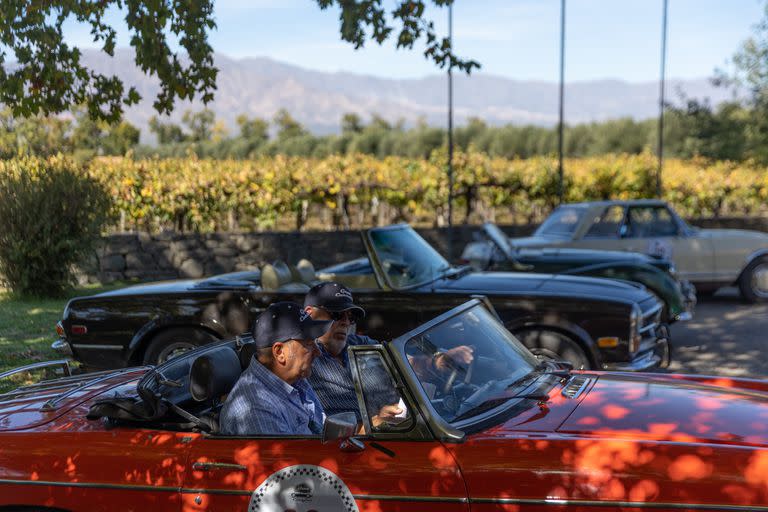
[80,217,768,284]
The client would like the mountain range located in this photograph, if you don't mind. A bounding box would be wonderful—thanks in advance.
[79,49,737,137]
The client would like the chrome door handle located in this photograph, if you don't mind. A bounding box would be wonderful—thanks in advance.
[193,462,247,472]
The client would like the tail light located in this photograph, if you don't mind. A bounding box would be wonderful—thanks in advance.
[71,325,88,335]
[55,321,65,337]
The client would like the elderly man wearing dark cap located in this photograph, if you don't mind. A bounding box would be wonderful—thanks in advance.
[303,282,405,428]
[219,301,331,436]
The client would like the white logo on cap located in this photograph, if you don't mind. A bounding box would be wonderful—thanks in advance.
[334,288,353,299]
[299,310,310,321]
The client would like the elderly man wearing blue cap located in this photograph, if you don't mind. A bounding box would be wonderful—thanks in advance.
[304,282,475,430]
[219,301,331,436]
[303,282,406,428]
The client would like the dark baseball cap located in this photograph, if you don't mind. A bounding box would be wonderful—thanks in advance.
[252,302,331,348]
[304,282,365,318]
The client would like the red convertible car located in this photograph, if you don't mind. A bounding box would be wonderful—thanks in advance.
[2,299,767,511]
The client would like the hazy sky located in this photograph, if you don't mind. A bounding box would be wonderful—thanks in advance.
[63,0,765,82]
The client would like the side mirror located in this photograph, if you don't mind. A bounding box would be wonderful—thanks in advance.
[321,412,364,451]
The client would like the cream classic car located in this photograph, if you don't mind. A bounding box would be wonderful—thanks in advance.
[508,199,768,302]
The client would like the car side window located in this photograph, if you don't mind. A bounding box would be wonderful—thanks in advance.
[584,205,626,238]
[627,206,678,238]
[351,351,413,433]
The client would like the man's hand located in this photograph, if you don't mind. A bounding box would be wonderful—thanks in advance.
[433,345,475,372]
[371,403,405,428]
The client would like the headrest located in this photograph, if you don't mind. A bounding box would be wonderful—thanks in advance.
[261,260,292,290]
[295,259,316,283]
[189,347,242,402]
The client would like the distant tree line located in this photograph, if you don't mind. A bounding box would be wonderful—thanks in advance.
[1,100,766,163]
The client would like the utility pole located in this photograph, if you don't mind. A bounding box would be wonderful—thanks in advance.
[557,0,566,204]
[447,2,455,261]
[657,0,669,197]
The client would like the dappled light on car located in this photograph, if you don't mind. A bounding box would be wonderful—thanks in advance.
[64,455,78,479]
[629,479,661,501]
[489,494,522,511]
[601,404,630,420]
[571,439,656,497]
[181,494,207,512]
[694,395,727,411]
[668,454,713,481]
[646,422,677,437]
[621,385,650,401]
[428,445,463,494]
[746,451,768,493]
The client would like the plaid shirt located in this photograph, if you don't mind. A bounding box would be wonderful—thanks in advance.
[309,334,398,421]
[219,356,325,436]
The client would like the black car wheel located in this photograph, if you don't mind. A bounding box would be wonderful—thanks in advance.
[739,257,768,303]
[515,329,592,370]
[142,328,218,366]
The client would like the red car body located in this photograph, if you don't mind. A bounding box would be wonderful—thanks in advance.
[1,300,767,512]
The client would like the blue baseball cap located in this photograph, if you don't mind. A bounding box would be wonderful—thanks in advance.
[252,302,331,348]
[303,282,365,319]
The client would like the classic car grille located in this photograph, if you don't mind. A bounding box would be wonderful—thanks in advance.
[561,375,591,399]
[638,300,662,337]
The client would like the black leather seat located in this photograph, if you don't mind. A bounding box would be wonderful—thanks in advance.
[189,346,242,433]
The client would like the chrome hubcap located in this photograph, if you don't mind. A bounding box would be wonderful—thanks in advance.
[751,264,768,298]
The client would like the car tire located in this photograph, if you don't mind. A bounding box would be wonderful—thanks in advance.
[738,257,768,303]
[514,329,592,370]
[142,328,218,366]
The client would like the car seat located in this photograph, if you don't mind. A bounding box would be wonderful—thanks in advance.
[261,260,310,292]
[293,259,317,284]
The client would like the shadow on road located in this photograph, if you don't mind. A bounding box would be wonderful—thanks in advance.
[668,287,768,378]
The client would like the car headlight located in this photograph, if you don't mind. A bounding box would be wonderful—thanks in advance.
[629,304,642,353]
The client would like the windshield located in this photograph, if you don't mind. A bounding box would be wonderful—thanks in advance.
[534,206,587,238]
[403,304,540,424]
[368,227,450,288]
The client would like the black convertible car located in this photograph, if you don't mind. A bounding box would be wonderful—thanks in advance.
[54,225,669,372]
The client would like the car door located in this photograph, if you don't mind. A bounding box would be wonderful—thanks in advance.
[1,428,191,512]
[181,346,469,511]
[620,205,714,280]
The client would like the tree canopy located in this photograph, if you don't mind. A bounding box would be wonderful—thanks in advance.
[0,1,477,123]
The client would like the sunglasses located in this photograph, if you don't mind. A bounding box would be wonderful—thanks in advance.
[319,307,362,322]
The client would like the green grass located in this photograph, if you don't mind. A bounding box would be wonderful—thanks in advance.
[0,283,126,374]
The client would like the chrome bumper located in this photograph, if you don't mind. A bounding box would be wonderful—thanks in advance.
[51,338,73,357]
[603,331,670,372]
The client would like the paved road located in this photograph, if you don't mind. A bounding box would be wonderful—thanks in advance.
[667,288,768,379]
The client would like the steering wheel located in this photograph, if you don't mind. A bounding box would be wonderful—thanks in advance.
[441,351,477,395]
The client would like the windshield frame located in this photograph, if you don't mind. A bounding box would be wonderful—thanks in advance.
[364,224,452,290]
[534,205,589,239]
[385,299,547,440]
